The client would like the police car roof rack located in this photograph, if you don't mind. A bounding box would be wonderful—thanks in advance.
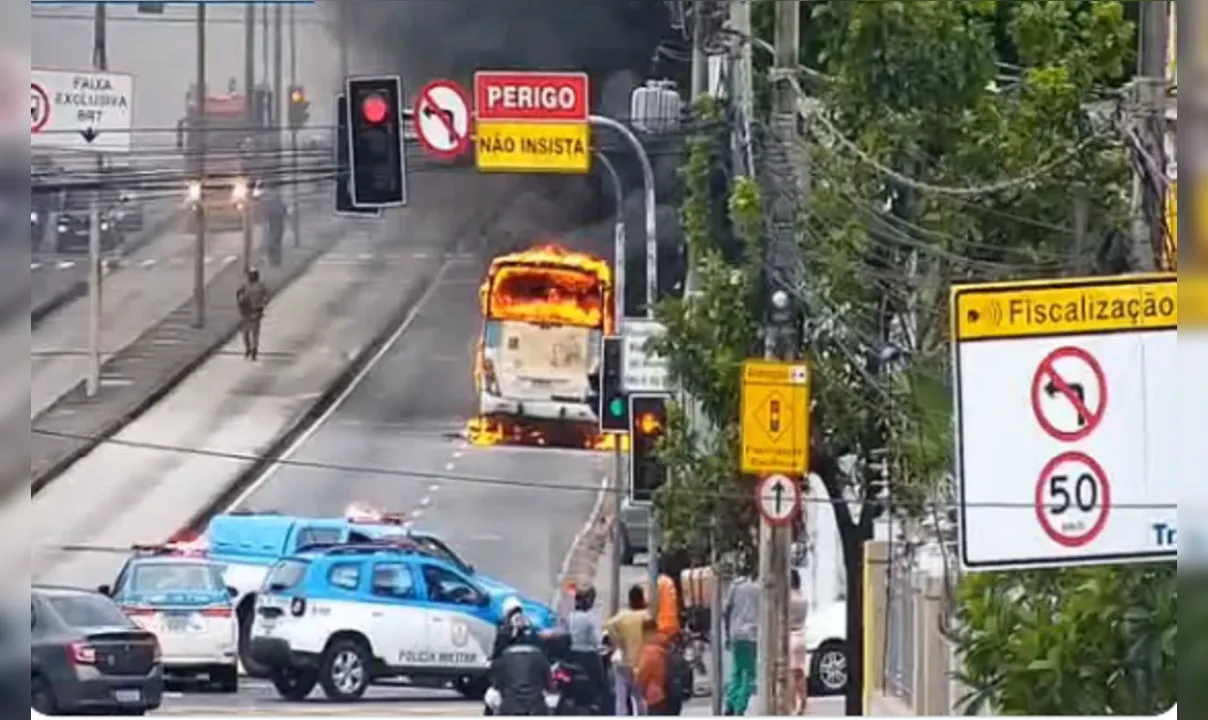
[318,542,428,557]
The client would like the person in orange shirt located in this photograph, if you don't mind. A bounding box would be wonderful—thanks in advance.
[634,617,669,715]
[654,556,681,640]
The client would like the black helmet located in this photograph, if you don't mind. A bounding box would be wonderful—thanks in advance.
[574,585,596,611]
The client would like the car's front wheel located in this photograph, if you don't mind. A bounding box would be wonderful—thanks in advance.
[269,666,317,701]
[809,640,849,695]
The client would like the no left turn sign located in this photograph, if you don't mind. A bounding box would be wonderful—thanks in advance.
[31,82,50,133]
[414,79,471,160]
[1034,450,1111,548]
[1030,345,1107,442]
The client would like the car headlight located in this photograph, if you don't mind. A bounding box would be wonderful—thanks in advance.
[56,224,68,233]
[186,182,202,202]
[232,180,249,201]
[101,222,109,231]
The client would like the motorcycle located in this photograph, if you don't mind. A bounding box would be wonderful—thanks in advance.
[482,682,562,716]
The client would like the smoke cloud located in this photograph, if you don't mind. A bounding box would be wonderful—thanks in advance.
[336,0,678,267]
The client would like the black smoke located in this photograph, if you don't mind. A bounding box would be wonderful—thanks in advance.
[335,0,686,308]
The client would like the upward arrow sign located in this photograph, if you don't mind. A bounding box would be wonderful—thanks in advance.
[771,481,786,514]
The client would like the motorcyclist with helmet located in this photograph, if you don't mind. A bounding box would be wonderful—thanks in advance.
[565,585,611,714]
[488,597,553,715]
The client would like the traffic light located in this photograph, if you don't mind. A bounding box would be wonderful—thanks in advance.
[287,84,310,129]
[334,94,381,217]
[629,394,670,504]
[598,337,628,433]
[346,76,406,207]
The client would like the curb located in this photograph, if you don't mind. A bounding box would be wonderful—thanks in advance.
[31,208,184,328]
[555,477,619,617]
[27,221,344,498]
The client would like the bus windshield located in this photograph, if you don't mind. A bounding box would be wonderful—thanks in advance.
[486,264,606,328]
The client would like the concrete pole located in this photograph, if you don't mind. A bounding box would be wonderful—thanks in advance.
[86,1,108,398]
[1132,0,1170,270]
[193,2,208,328]
[243,0,256,270]
[289,3,300,246]
[691,0,708,101]
[755,0,799,715]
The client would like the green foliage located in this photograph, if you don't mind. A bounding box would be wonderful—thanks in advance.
[648,98,764,563]
[796,1,1171,712]
[955,565,1176,715]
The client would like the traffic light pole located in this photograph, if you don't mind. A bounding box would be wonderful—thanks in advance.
[596,149,628,618]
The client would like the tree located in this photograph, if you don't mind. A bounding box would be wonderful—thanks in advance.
[655,0,1173,715]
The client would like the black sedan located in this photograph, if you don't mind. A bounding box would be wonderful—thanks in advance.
[31,585,164,716]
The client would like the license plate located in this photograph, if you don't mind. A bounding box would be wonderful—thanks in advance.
[113,689,141,704]
[163,613,191,632]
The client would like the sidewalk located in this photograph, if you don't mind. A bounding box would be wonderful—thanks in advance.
[26,209,345,496]
[14,179,506,588]
[31,227,253,419]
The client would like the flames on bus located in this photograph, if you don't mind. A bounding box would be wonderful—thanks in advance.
[466,243,625,450]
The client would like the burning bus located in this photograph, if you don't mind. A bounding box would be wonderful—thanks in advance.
[471,244,614,445]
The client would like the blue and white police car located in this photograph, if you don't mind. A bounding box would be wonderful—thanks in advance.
[99,545,239,691]
[248,543,557,701]
[195,507,538,676]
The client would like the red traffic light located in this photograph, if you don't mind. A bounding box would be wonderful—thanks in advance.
[361,93,390,125]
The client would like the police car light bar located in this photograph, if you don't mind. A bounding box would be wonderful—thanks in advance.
[344,502,408,525]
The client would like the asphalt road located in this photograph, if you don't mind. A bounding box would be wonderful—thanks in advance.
[228,250,611,605]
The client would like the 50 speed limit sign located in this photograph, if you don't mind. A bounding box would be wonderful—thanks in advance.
[1034,451,1111,548]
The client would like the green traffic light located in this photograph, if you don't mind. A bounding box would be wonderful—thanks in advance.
[608,398,625,417]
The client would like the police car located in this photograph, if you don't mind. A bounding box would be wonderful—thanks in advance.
[98,545,239,691]
[198,507,528,676]
[248,543,557,702]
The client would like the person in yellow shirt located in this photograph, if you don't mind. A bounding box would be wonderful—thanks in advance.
[605,584,649,714]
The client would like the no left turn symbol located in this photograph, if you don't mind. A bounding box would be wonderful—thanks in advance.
[414,79,471,160]
[1034,451,1110,548]
[31,82,50,133]
[1030,345,1106,442]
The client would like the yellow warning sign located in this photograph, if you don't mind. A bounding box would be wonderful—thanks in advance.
[474,121,591,174]
[740,360,810,475]
[951,274,1177,341]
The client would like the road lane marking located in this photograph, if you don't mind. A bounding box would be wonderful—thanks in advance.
[226,257,452,511]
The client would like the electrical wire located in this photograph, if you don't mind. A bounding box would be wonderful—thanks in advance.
[28,427,1175,511]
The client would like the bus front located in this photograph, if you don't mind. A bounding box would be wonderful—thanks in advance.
[475,245,613,436]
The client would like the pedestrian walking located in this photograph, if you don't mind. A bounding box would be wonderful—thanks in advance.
[606,584,650,715]
[789,569,810,714]
[236,268,269,360]
[722,568,760,716]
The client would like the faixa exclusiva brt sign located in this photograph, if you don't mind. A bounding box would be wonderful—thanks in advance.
[473,71,591,174]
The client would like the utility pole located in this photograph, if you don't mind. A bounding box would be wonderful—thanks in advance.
[755,0,799,715]
[338,0,349,84]
[273,0,284,252]
[691,0,709,101]
[193,2,208,328]
[86,0,108,398]
[288,2,300,246]
[243,0,256,272]
[1132,0,1170,271]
